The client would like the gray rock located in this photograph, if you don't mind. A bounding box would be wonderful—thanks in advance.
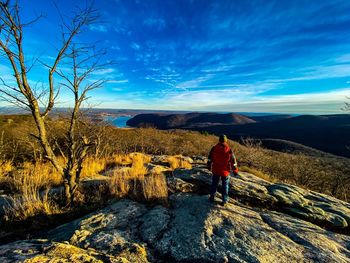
[139,206,170,244]
[267,183,309,207]
[2,193,350,262]
[48,199,150,262]
[0,239,108,262]
[146,163,170,174]
[154,193,350,262]
[167,176,198,193]
[2,157,350,262]
[171,166,350,230]
[261,212,350,262]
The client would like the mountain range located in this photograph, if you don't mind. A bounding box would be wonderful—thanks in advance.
[127,113,350,158]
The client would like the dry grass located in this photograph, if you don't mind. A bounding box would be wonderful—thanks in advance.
[167,155,192,170]
[239,166,274,182]
[109,154,168,203]
[142,172,168,202]
[80,153,152,179]
[1,161,62,194]
[114,154,133,165]
[109,153,149,195]
[0,160,13,176]
[113,152,151,166]
[4,190,61,222]
[109,172,168,204]
[1,149,164,223]
[81,157,108,179]
[3,164,62,222]
[0,160,14,191]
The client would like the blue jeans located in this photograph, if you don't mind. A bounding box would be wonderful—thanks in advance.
[210,174,230,203]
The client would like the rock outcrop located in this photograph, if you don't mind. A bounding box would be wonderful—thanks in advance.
[1,160,350,262]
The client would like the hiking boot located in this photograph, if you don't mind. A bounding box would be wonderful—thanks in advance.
[209,197,215,203]
[220,201,227,207]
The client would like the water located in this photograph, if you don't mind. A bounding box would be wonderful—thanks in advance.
[105,116,132,128]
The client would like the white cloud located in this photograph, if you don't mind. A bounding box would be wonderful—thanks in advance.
[175,74,214,90]
[108,79,129,84]
[89,25,108,32]
[335,54,350,63]
[161,88,350,114]
[92,68,115,75]
[130,42,141,50]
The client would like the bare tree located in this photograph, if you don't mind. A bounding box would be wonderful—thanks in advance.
[0,1,106,205]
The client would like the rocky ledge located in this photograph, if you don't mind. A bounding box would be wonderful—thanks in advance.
[1,161,350,262]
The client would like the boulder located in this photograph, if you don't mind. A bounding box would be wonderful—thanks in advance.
[171,167,350,230]
[1,157,350,262]
[2,193,350,262]
[0,239,106,263]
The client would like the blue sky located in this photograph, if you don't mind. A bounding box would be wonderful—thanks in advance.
[2,0,350,113]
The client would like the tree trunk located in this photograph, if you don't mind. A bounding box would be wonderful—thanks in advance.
[63,168,78,206]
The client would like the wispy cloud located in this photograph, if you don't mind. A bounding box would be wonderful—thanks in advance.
[130,42,141,50]
[92,68,115,75]
[89,24,108,32]
[143,17,166,31]
[3,0,350,113]
[108,79,129,84]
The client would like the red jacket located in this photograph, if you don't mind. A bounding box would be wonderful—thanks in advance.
[208,142,238,177]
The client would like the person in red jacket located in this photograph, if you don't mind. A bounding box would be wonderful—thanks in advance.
[207,134,238,206]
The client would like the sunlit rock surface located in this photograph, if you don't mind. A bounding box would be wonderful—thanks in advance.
[1,159,350,262]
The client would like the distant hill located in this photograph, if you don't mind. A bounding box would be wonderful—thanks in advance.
[194,114,350,158]
[257,138,338,158]
[127,112,256,129]
[127,113,350,158]
[250,114,293,122]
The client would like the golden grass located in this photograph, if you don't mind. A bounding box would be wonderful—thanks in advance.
[109,172,168,203]
[63,152,152,179]
[4,164,62,222]
[109,153,148,197]
[4,190,61,222]
[167,155,192,170]
[114,152,151,166]
[3,151,169,222]
[81,157,108,179]
[239,166,274,182]
[142,172,168,202]
[1,161,62,194]
[109,153,168,203]
[114,154,133,165]
[0,160,13,177]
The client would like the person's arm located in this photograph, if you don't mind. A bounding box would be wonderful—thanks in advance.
[207,146,215,170]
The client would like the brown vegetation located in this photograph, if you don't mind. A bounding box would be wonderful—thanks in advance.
[167,155,192,170]
[108,153,167,203]
[0,1,107,206]
[1,116,350,227]
[3,163,62,222]
[239,166,273,182]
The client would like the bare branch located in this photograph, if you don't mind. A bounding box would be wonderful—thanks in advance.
[42,3,99,118]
